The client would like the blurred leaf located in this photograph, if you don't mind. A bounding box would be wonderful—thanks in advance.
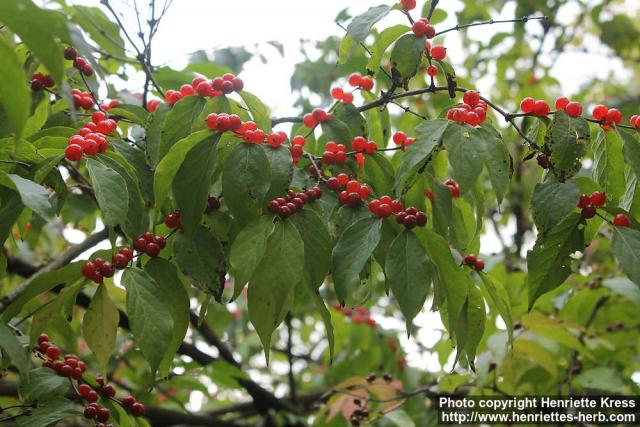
[347,5,393,43]
[83,283,118,372]
[0,38,30,137]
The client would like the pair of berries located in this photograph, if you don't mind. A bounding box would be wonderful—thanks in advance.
[396,207,428,229]
[330,87,354,104]
[112,247,134,269]
[555,97,583,117]
[347,73,374,91]
[71,55,94,77]
[82,258,116,284]
[577,191,607,218]
[100,99,121,111]
[71,88,95,110]
[592,104,622,125]
[30,72,55,91]
[520,98,550,116]
[321,141,347,165]
[121,395,146,417]
[368,196,403,218]
[267,188,322,218]
[303,108,332,128]
[392,131,415,148]
[267,131,288,148]
[133,232,166,257]
[400,0,416,10]
[237,121,266,144]
[447,90,488,126]
[83,403,110,422]
[351,136,378,153]
[463,254,485,271]
[426,44,447,61]
[444,179,461,198]
[412,18,436,38]
[331,304,377,328]
[290,135,307,163]
[326,173,352,191]
[338,180,372,207]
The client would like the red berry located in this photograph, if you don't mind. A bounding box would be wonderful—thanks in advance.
[99,262,115,278]
[555,96,570,110]
[463,90,480,106]
[302,114,316,128]
[64,46,78,60]
[606,108,622,124]
[97,407,111,422]
[359,185,371,199]
[592,104,608,121]
[412,20,428,36]
[426,65,438,76]
[520,97,535,114]
[112,253,127,269]
[590,191,607,207]
[145,242,160,257]
[121,396,136,407]
[131,403,146,417]
[59,364,73,377]
[101,384,116,398]
[378,203,392,218]
[326,177,341,190]
[164,213,181,229]
[46,345,61,359]
[577,194,591,209]
[536,154,550,169]
[84,406,97,419]
[474,259,485,271]
[348,73,362,87]
[322,151,336,164]
[336,173,350,186]
[82,262,96,279]
[430,45,446,61]
[464,254,477,265]
[341,92,354,103]
[133,238,147,252]
[400,0,416,11]
[533,100,550,116]
[78,384,92,397]
[38,333,49,344]
[393,131,407,145]
[120,247,133,261]
[331,87,344,99]
[65,144,83,161]
[86,390,98,403]
[231,77,244,92]
[613,214,630,227]
[581,206,597,219]
[346,180,360,193]
[565,102,583,117]
[403,215,417,229]
[415,211,427,226]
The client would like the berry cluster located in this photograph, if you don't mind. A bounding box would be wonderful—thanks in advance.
[577,191,606,219]
[321,141,347,165]
[37,334,145,424]
[290,135,306,163]
[463,254,485,271]
[133,232,166,257]
[267,187,322,218]
[330,87,354,104]
[29,72,54,91]
[165,73,244,105]
[164,211,182,229]
[267,131,288,148]
[444,178,461,198]
[395,207,428,229]
[331,304,377,328]
[519,97,550,117]
[592,104,622,129]
[400,0,416,11]
[367,196,403,218]
[447,90,488,126]
[351,136,378,153]
[64,46,94,77]
[71,88,95,110]
[303,108,332,128]
[412,18,436,38]
[554,97,583,117]
[204,196,221,214]
[335,179,371,206]
[392,131,415,148]
[205,114,267,144]
[82,258,115,284]
[64,111,116,161]
[38,335,86,379]
[348,73,374,91]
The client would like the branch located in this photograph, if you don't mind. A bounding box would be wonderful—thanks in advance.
[434,16,548,37]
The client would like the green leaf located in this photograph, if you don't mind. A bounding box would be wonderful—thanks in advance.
[110,140,154,203]
[158,96,206,160]
[68,6,125,58]
[338,34,356,64]
[366,24,410,74]
[0,0,68,83]
[443,123,483,192]
[390,34,426,82]
[395,119,448,192]
[527,212,585,308]
[333,103,368,139]
[173,226,225,297]
[573,367,628,393]
[331,217,382,304]
[480,274,513,340]
[362,91,391,146]
[83,284,118,373]
[0,37,30,137]
[122,268,174,376]
[304,282,335,361]
[107,104,149,126]
[474,125,512,203]
[86,158,129,227]
[248,220,304,362]
[546,110,590,181]
[362,152,394,197]
[530,178,580,236]
[238,91,271,133]
[229,216,275,300]
[620,129,640,179]
[612,226,640,287]
[0,172,53,219]
[385,230,433,335]
[144,258,190,377]
[291,209,332,288]
[263,146,293,202]
[146,103,171,166]
[459,284,485,365]
[385,410,416,427]
[347,5,393,43]
[593,128,626,203]
[20,368,68,403]
[153,130,216,210]
[320,117,353,146]
[173,135,218,239]
[603,277,640,305]
[15,397,79,427]
[0,323,29,378]
[416,229,469,338]
[222,143,271,223]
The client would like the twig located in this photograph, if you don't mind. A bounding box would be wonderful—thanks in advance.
[435,16,548,37]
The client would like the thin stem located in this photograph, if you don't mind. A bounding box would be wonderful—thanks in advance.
[435,16,548,37]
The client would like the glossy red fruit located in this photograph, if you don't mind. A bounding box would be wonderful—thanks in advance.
[378,203,392,218]
[64,46,78,60]
[533,100,550,116]
[520,97,535,114]
[463,90,480,106]
[97,407,111,422]
[565,102,583,117]
[133,238,147,252]
[121,396,136,407]
[341,92,354,103]
[400,0,416,11]
[112,253,128,269]
[82,262,96,278]
[426,65,438,76]
[326,177,341,190]
[590,191,607,207]
[606,108,622,124]
[577,194,591,209]
[592,104,608,121]
[38,333,49,344]
[65,144,83,161]
[84,406,98,419]
[348,73,362,87]
[536,153,550,169]
[555,96,570,110]
[412,20,428,36]
[581,206,597,219]
[86,390,98,403]
[464,254,477,265]
[145,242,160,257]
[474,259,485,271]
[99,262,115,278]
[131,403,146,417]
[46,345,61,359]
[78,384,92,397]
[612,214,630,227]
[430,45,446,61]
[415,211,427,226]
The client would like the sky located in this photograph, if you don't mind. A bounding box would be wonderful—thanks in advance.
[60,0,639,406]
